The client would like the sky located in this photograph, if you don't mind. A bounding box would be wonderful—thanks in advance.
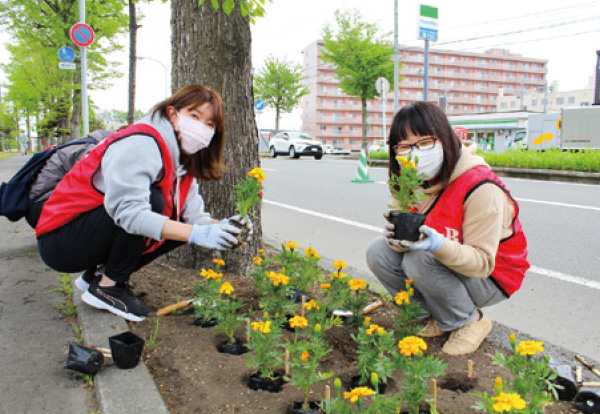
[1,0,599,130]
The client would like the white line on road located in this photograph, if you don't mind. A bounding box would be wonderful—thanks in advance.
[264,198,600,290]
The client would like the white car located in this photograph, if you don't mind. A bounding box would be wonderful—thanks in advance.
[323,144,334,154]
[369,140,389,153]
[269,131,324,160]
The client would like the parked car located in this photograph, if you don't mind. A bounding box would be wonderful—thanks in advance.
[269,131,324,160]
[369,140,389,153]
[323,144,334,154]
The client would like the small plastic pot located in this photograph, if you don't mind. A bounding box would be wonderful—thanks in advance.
[216,340,248,355]
[575,388,600,414]
[228,216,250,247]
[193,316,218,327]
[389,211,426,242]
[287,288,311,304]
[108,331,145,369]
[289,401,321,414]
[63,342,104,375]
[247,372,284,393]
[349,375,388,394]
[548,357,578,401]
[400,409,430,414]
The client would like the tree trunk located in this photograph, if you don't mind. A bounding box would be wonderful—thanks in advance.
[127,0,138,125]
[168,0,261,275]
[361,97,368,151]
[275,105,280,133]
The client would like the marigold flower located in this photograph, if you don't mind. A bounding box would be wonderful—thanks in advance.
[364,317,371,325]
[212,259,225,266]
[405,279,414,285]
[344,387,376,403]
[398,336,427,357]
[494,377,503,395]
[332,271,347,279]
[304,300,320,310]
[219,282,234,295]
[395,291,410,306]
[257,249,265,255]
[366,324,380,336]
[377,327,387,336]
[285,241,299,251]
[305,247,319,258]
[250,320,272,334]
[516,340,544,356]
[248,167,266,182]
[253,256,263,266]
[301,351,309,362]
[200,268,222,280]
[509,333,517,347]
[348,279,366,290]
[333,260,347,270]
[492,392,526,412]
[288,315,308,329]
[268,271,289,287]
[320,283,331,290]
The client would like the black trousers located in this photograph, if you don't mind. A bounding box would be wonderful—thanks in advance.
[37,189,184,283]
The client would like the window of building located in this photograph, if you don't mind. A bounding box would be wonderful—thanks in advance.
[477,95,484,102]
[507,73,514,80]
[491,72,497,77]
[417,54,424,62]
[463,69,469,74]
[434,80,442,87]
[501,102,508,109]
[450,105,456,111]
[350,127,357,133]
[334,113,343,121]
[321,86,328,93]
[581,102,589,106]
[534,64,540,70]
[334,126,343,134]
[333,100,342,108]
[405,90,412,96]
[350,113,357,119]
[532,100,538,106]
[556,97,565,105]
[319,111,327,118]
[478,83,485,90]
[452,93,459,98]
[522,75,529,81]
[535,75,541,80]
[434,55,442,63]
[417,91,423,99]
[333,139,342,146]
[524,63,529,70]
[462,81,469,86]
[418,78,423,85]
[510,101,516,108]
[434,67,442,74]
[450,81,457,87]
[478,70,485,78]
[319,125,327,131]
[350,140,356,145]
[378,127,384,136]
[463,105,469,110]
[463,93,469,98]
[452,68,458,73]
[568,96,575,104]
[478,59,486,67]
[478,107,485,112]
[335,87,343,94]
[507,61,515,69]
[349,100,357,106]
[450,56,456,63]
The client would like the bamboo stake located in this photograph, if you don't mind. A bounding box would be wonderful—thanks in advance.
[467,360,474,379]
[582,382,600,387]
[325,385,331,401]
[576,366,583,383]
[362,300,384,315]
[285,349,290,376]
[431,379,437,411]
[576,355,600,380]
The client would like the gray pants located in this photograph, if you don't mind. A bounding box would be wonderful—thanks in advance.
[366,236,507,331]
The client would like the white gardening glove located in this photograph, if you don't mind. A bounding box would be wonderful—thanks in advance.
[383,212,405,253]
[189,223,240,250]
[399,225,444,252]
[224,214,253,241]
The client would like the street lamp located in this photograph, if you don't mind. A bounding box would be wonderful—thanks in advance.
[137,56,169,99]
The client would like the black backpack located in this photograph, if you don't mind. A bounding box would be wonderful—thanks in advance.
[0,138,98,222]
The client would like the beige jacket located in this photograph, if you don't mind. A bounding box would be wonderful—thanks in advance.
[397,142,516,279]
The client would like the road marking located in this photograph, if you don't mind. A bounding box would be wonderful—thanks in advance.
[504,177,599,188]
[515,197,600,212]
[264,199,600,290]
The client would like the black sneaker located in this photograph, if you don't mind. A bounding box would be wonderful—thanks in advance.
[81,280,153,322]
[75,268,101,292]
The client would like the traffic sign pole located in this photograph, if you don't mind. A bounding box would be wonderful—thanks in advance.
[79,0,89,136]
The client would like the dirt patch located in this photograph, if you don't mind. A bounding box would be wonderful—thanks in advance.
[128,258,578,414]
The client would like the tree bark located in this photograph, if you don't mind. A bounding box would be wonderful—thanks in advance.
[361,97,368,151]
[168,0,261,275]
[127,0,138,125]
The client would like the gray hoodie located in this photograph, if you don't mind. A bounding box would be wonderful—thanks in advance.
[93,113,213,241]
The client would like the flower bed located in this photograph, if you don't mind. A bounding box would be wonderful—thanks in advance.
[128,246,576,414]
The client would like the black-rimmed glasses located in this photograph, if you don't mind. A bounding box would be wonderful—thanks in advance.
[393,137,438,155]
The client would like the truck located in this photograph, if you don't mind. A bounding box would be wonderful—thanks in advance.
[525,106,600,150]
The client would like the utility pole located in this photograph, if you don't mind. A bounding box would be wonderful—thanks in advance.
[393,0,399,113]
[423,40,430,102]
[594,50,600,105]
[520,80,525,111]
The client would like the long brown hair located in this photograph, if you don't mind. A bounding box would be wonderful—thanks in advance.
[152,84,227,181]
[388,101,461,187]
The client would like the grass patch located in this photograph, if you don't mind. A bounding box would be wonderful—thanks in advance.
[51,273,77,317]
[0,152,14,161]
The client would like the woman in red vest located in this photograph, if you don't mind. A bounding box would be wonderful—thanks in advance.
[366,102,529,355]
[36,85,251,322]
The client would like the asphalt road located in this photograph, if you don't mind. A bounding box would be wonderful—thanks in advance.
[261,155,600,362]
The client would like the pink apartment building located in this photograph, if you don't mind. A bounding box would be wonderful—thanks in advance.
[300,40,547,150]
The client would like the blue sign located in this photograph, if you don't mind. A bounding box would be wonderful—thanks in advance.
[419,28,438,42]
[58,46,76,62]
[254,99,266,111]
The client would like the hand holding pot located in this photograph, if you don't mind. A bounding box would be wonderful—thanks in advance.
[189,223,240,250]
[226,215,253,240]
[400,225,444,252]
[383,215,406,253]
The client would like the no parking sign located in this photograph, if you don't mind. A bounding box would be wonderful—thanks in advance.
[70,22,95,47]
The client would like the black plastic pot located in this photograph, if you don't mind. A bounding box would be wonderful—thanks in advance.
[247,372,284,393]
[289,401,321,414]
[400,410,430,414]
[389,211,426,242]
[216,340,248,355]
[349,375,388,394]
[108,331,145,369]
[575,389,600,414]
[287,288,311,304]
[63,342,104,375]
[193,316,218,327]
[229,217,250,247]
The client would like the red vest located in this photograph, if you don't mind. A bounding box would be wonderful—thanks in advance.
[424,166,529,296]
[36,124,194,254]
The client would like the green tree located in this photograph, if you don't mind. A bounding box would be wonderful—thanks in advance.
[254,55,308,133]
[322,9,395,151]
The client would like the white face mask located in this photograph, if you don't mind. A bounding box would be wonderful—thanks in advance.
[412,143,444,180]
[175,111,215,155]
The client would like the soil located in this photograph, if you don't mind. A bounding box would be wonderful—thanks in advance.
[128,256,580,414]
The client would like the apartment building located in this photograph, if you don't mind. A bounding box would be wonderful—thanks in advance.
[301,40,547,150]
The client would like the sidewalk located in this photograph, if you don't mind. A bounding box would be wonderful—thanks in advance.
[1,154,598,414]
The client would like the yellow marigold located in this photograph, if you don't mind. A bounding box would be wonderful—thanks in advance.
[305,247,319,258]
[301,351,309,363]
[398,336,427,357]
[492,392,526,412]
[494,377,503,395]
[320,283,331,290]
[304,300,320,310]
[248,167,266,182]
[212,259,225,266]
[285,241,299,251]
[268,271,289,287]
[201,269,222,280]
[394,291,410,306]
[219,282,234,295]
[364,317,371,325]
[516,340,544,356]
[343,387,376,403]
[333,260,347,270]
[253,256,263,265]
[405,279,414,285]
[257,249,265,255]
[251,320,272,334]
[288,315,308,329]
[348,279,366,291]
[377,327,387,336]
[366,324,382,336]
[333,271,347,279]
[409,161,417,169]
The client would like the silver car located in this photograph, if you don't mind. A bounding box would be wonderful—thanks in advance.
[269,131,324,160]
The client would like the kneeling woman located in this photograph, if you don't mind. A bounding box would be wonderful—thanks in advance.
[366,102,529,355]
[36,85,249,321]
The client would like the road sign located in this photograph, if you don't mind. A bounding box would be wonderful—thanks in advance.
[418,4,438,42]
[254,99,266,112]
[70,22,95,47]
[375,77,390,96]
[58,62,77,70]
[58,46,75,62]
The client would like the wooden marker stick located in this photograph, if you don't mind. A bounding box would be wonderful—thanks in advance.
[576,366,583,383]
[362,300,383,315]
[431,379,437,411]
[285,349,290,376]
[582,382,600,387]
[325,385,331,401]
[468,360,474,379]
[576,355,600,379]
